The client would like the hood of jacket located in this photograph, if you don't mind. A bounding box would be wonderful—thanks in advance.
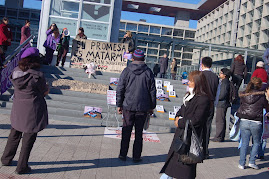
[239,90,264,105]
[11,67,43,90]
[128,61,149,75]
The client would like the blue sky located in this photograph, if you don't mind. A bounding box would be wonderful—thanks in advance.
[0,0,200,28]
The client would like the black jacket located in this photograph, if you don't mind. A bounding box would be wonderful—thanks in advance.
[121,37,135,53]
[159,57,169,74]
[231,61,247,79]
[237,90,267,122]
[216,78,231,108]
[202,70,219,101]
[160,95,210,179]
[116,61,156,112]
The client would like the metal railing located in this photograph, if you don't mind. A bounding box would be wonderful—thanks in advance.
[3,35,35,65]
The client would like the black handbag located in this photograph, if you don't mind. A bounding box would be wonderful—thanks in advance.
[179,120,204,164]
[173,119,189,155]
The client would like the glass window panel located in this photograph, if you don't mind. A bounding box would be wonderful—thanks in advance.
[31,12,40,19]
[138,48,147,53]
[161,27,172,36]
[182,53,193,59]
[80,21,109,41]
[18,11,30,19]
[146,56,158,62]
[174,52,181,57]
[50,0,79,18]
[120,22,125,30]
[7,9,18,18]
[0,7,5,16]
[181,60,192,66]
[137,40,147,47]
[183,48,193,52]
[82,3,110,22]
[147,49,158,55]
[126,23,137,31]
[138,25,149,33]
[150,26,160,34]
[173,29,184,37]
[185,31,195,38]
[84,0,111,4]
[148,42,159,48]
[160,43,169,49]
[49,17,78,37]
[159,50,168,56]
[174,45,182,50]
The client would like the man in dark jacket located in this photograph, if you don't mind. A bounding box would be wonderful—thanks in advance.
[159,53,168,78]
[212,68,231,142]
[117,49,156,162]
[201,57,219,158]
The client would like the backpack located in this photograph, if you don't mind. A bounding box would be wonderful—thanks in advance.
[229,81,237,104]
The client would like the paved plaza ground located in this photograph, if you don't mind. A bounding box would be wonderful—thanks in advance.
[0,114,268,179]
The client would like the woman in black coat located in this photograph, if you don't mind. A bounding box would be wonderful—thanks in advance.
[160,71,211,179]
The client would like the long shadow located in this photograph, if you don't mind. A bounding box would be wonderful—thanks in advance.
[229,171,269,179]
[46,124,103,129]
[0,124,11,129]
[29,154,167,174]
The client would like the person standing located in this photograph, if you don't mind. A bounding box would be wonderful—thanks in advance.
[117,49,156,162]
[212,68,231,142]
[160,71,211,179]
[75,27,87,40]
[56,28,70,67]
[20,20,31,45]
[159,53,169,78]
[121,31,135,53]
[237,77,268,170]
[170,58,177,80]
[1,47,49,174]
[43,23,60,65]
[231,55,247,95]
[201,57,219,158]
[0,17,12,65]
[263,48,269,74]
[251,61,268,90]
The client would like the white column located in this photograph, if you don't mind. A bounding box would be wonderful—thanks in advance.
[37,0,52,55]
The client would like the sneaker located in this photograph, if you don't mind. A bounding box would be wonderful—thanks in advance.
[15,166,31,175]
[238,164,245,169]
[118,155,126,161]
[248,163,259,170]
[133,158,142,163]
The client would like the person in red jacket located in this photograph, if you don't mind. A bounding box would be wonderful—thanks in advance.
[0,17,12,66]
[20,20,31,45]
[251,61,268,90]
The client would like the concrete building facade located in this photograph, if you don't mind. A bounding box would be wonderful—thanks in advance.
[194,0,269,63]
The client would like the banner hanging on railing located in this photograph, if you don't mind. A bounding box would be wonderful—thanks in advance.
[71,39,128,73]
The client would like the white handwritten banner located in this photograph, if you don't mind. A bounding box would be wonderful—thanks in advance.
[107,90,116,105]
[71,39,128,73]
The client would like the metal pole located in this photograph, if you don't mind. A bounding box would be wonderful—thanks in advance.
[208,44,212,57]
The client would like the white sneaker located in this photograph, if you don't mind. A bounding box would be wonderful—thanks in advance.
[238,164,245,169]
[248,163,259,170]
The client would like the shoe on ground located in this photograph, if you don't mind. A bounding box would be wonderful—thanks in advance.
[248,163,259,170]
[1,161,11,166]
[15,166,31,175]
[133,158,142,163]
[211,138,224,142]
[238,164,245,169]
[118,155,126,161]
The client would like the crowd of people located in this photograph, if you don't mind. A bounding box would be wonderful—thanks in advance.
[1,16,269,179]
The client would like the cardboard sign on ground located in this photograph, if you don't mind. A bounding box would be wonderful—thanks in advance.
[164,81,170,87]
[169,91,176,98]
[156,79,162,86]
[104,127,160,143]
[110,78,119,86]
[157,89,164,95]
[167,85,173,92]
[156,105,165,113]
[174,106,181,113]
[84,106,102,119]
[169,111,176,120]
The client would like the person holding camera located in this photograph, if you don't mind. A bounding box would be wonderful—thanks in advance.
[43,23,60,65]
[56,28,70,67]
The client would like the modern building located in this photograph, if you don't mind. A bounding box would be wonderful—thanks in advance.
[194,0,269,63]
[119,19,196,68]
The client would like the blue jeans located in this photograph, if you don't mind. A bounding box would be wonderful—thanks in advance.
[258,139,267,157]
[239,120,262,166]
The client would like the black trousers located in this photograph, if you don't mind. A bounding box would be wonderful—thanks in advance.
[56,47,68,67]
[171,73,176,80]
[0,45,8,66]
[202,106,214,157]
[232,74,243,96]
[1,128,37,172]
[214,107,228,141]
[120,110,147,159]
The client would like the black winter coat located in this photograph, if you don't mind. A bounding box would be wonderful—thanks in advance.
[116,61,156,112]
[159,57,168,74]
[231,61,247,79]
[216,78,231,108]
[160,95,210,179]
[237,90,267,122]
[121,37,135,53]
[202,70,219,101]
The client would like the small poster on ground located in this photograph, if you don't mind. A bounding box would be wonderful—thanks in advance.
[174,106,181,113]
[84,106,102,119]
[156,84,163,90]
[156,94,169,101]
[157,89,164,95]
[156,79,162,86]
[182,79,188,85]
[169,91,176,98]
[169,111,176,120]
[167,85,173,92]
[110,78,119,86]
[156,105,165,113]
[104,127,160,143]
[107,90,116,105]
[164,81,170,87]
